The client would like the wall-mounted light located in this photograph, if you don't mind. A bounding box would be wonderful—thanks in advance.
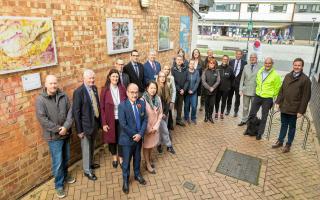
[140,0,150,8]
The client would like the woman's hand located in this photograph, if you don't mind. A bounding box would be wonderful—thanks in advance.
[103,125,110,132]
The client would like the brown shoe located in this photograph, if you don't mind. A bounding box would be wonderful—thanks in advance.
[272,141,283,149]
[282,144,291,153]
[220,114,224,119]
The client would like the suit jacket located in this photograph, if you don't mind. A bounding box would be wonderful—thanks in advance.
[143,60,161,86]
[100,85,127,143]
[123,62,144,92]
[73,84,101,135]
[239,64,260,96]
[118,99,148,146]
[120,72,130,88]
[229,59,247,87]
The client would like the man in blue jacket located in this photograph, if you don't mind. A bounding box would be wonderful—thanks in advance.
[143,50,161,85]
[118,83,148,194]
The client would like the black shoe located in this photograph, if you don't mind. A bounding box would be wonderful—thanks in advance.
[208,118,214,124]
[176,120,186,126]
[134,175,146,185]
[122,180,129,194]
[169,126,174,130]
[204,116,208,122]
[112,161,118,168]
[238,121,246,126]
[84,172,97,181]
[167,146,176,154]
[225,111,230,116]
[157,145,163,154]
[233,112,238,117]
[243,131,249,135]
[90,163,100,169]
[256,134,262,140]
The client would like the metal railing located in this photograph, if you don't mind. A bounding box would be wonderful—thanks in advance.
[266,110,311,149]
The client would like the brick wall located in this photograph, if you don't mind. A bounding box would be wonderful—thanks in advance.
[310,76,320,142]
[0,1,192,199]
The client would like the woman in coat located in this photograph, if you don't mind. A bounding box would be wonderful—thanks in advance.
[142,81,162,174]
[100,69,127,168]
[191,48,205,110]
[163,65,176,131]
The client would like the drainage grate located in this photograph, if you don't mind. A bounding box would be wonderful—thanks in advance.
[183,181,195,191]
[216,149,262,185]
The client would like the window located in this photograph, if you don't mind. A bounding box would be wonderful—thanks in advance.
[215,3,240,12]
[297,4,309,13]
[247,4,258,12]
[229,4,239,12]
[270,4,287,13]
[215,4,226,12]
[312,5,320,13]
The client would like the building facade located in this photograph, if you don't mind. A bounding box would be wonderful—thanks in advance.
[199,0,320,40]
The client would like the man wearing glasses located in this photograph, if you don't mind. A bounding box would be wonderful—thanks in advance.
[115,58,130,88]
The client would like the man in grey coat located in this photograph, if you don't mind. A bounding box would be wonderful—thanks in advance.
[238,53,260,126]
[36,75,75,199]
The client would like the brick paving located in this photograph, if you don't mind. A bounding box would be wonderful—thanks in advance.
[22,109,320,200]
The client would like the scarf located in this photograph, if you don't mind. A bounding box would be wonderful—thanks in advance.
[142,91,160,110]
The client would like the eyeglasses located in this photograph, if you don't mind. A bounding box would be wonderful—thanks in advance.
[132,54,139,57]
[128,91,139,94]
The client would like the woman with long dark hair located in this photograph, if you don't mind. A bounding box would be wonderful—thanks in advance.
[192,48,205,111]
[100,69,127,168]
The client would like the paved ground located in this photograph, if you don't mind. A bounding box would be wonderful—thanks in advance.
[21,105,320,200]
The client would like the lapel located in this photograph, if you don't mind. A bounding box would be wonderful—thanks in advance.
[81,84,92,107]
[105,89,114,105]
[129,62,140,80]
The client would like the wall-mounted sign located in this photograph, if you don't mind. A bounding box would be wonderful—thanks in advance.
[21,73,42,91]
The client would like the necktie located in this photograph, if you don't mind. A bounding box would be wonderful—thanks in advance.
[234,60,239,76]
[251,64,254,72]
[151,61,156,72]
[134,63,139,77]
[89,88,99,118]
[133,103,141,131]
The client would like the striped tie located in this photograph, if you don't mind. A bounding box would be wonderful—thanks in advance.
[89,88,99,118]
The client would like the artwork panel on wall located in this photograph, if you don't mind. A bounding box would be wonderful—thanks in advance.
[180,16,190,54]
[0,16,58,75]
[158,16,170,51]
[106,18,134,55]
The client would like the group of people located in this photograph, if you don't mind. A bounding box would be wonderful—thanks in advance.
[36,47,311,198]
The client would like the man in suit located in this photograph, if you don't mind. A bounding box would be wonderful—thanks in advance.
[115,58,130,88]
[239,53,260,126]
[143,50,161,85]
[118,83,148,194]
[123,50,144,95]
[73,69,101,181]
[227,50,247,117]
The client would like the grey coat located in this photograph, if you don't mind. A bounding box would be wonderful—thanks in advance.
[36,88,73,141]
[239,64,260,96]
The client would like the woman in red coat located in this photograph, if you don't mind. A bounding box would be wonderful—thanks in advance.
[100,69,127,168]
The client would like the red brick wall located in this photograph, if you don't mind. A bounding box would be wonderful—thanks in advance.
[0,1,192,199]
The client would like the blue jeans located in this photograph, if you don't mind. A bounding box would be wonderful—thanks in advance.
[184,93,198,121]
[48,138,70,189]
[278,113,297,146]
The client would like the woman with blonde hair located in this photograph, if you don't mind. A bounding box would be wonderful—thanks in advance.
[162,65,176,131]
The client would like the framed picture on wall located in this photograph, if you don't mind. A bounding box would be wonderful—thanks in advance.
[158,16,170,51]
[0,16,58,75]
[106,18,134,55]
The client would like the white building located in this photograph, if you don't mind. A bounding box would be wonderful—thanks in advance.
[199,0,320,40]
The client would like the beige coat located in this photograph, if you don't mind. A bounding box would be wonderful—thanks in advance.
[239,64,260,96]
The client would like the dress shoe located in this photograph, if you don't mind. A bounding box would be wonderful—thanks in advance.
[167,146,176,154]
[204,116,208,122]
[91,163,100,169]
[225,111,230,116]
[145,166,156,174]
[238,121,246,126]
[157,145,163,154]
[256,134,262,140]
[134,175,146,185]
[214,113,218,119]
[112,161,118,168]
[272,141,283,149]
[84,172,97,181]
[220,114,224,119]
[176,120,186,126]
[233,112,238,117]
[122,180,129,194]
[282,144,291,153]
[208,118,214,124]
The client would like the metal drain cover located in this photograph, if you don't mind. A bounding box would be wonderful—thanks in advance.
[216,149,262,185]
[183,181,195,191]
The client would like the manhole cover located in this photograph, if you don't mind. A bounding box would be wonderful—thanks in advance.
[216,149,262,185]
[183,181,195,191]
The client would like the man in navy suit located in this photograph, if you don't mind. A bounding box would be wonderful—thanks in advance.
[227,50,247,117]
[143,50,161,86]
[73,69,101,181]
[123,50,144,95]
[118,83,148,194]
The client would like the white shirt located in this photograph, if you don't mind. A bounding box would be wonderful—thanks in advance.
[234,59,241,77]
[110,85,120,119]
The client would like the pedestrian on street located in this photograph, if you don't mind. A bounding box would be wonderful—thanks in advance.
[272,58,311,153]
[248,57,281,140]
[36,75,75,198]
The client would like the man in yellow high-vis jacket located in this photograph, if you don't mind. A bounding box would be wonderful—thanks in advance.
[247,57,282,140]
